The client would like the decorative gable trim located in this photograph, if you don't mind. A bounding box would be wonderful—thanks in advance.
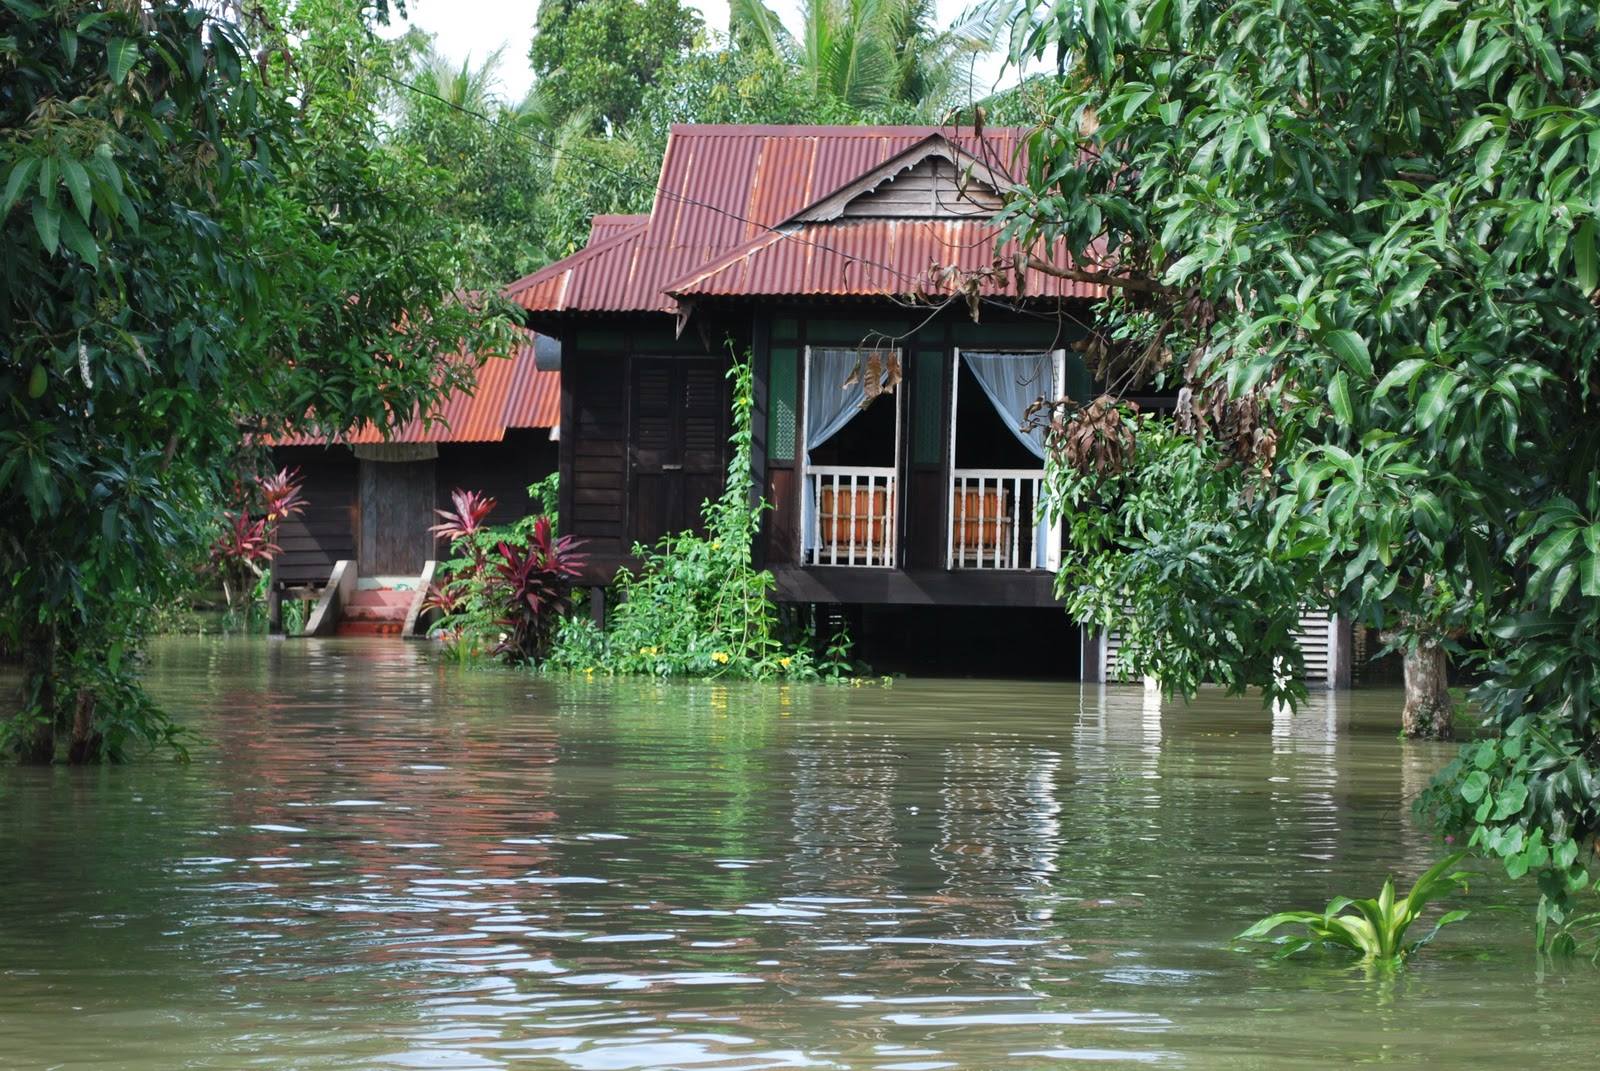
[790,135,1010,223]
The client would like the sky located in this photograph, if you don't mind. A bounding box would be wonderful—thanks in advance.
[381,0,1019,106]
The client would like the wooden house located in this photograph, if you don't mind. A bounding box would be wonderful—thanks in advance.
[507,125,1349,681]
[269,331,560,635]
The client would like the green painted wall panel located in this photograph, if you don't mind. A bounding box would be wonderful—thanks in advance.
[768,347,798,462]
[912,349,945,465]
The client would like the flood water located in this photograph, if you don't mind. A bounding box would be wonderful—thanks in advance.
[3,638,1598,1069]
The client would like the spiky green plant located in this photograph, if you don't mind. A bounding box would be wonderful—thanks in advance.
[1238,852,1470,965]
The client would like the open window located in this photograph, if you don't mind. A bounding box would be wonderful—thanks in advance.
[946,349,1065,571]
[800,346,902,567]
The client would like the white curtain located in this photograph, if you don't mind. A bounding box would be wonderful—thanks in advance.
[961,351,1051,460]
[802,348,873,555]
[962,351,1052,567]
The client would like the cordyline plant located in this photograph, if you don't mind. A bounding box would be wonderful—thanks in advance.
[425,490,586,664]
[988,0,1600,929]
[208,467,306,615]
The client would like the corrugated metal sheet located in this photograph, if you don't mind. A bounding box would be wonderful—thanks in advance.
[275,330,559,446]
[505,125,1059,315]
[666,219,1101,301]
[589,213,649,242]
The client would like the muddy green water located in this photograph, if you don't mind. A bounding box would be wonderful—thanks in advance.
[2,638,1597,1069]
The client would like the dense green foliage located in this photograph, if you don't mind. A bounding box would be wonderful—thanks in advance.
[1,0,510,761]
[1043,411,1312,700]
[529,0,702,132]
[391,44,582,277]
[1000,0,1599,924]
[548,357,820,680]
[1239,853,1470,965]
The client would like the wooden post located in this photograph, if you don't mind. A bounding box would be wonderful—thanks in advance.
[267,572,283,635]
[1080,630,1107,683]
[590,585,606,629]
[1327,613,1353,690]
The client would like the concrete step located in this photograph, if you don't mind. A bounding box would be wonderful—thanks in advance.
[341,604,410,622]
[336,619,405,637]
[347,588,416,609]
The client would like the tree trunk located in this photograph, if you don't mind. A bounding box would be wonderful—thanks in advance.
[67,688,101,765]
[17,623,58,764]
[1402,639,1453,740]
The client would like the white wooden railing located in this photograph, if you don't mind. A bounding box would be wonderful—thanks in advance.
[947,468,1045,570]
[807,466,896,567]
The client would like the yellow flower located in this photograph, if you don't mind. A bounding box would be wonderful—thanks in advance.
[711,540,721,550]
[711,651,730,664]
[639,645,658,656]
[778,656,792,669]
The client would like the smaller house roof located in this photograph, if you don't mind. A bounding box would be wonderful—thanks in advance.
[275,329,559,446]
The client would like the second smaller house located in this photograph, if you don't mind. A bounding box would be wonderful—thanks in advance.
[271,330,560,635]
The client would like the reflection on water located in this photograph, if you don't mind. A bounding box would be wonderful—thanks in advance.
[1,637,1596,1069]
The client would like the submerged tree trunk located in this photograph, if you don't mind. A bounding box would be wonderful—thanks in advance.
[67,688,101,765]
[1402,639,1453,740]
[17,623,58,764]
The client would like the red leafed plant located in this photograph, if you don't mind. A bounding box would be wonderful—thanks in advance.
[423,489,498,618]
[429,488,497,548]
[210,466,306,612]
[490,516,586,663]
[424,488,584,665]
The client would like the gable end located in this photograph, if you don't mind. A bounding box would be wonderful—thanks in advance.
[841,156,1003,219]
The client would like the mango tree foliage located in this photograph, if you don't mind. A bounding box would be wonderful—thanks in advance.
[0,0,510,762]
[998,0,1599,908]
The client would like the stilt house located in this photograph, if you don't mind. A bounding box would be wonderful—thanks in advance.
[507,124,1349,681]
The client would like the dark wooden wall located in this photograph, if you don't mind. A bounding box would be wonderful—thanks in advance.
[435,431,559,529]
[274,435,559,585]
[271,446,357,586]
[555,319,742,580]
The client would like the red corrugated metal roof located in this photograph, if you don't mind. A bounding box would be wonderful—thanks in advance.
[503,125,1077,316]
[274,329,559,446]
[589,213,649,242]
[667,219,1101,301]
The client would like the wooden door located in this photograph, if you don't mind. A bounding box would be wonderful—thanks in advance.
[629,357,725,547]
[358,458,436,576]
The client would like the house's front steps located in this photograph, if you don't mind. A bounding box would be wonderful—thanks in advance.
[335,586,415,637]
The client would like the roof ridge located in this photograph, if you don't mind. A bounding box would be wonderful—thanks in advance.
[665,123,1026,137]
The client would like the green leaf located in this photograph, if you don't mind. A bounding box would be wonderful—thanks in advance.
[1374,358,1427,399]
[106,37,137,84]
[61,158,92,223]
[59,212,98,268]
[1328,371,1353,425]
[1581,547,1600,598]
[1461,769,1490,803]
[1416,371,1459,429]
[1531,527,1577,575]
[1574,219,1597,294]
[1244,113,1270,154]
[32,198,60,255]
[1449,114,1495,152]
[0,157,38,219]
[1324,329,1373,379]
